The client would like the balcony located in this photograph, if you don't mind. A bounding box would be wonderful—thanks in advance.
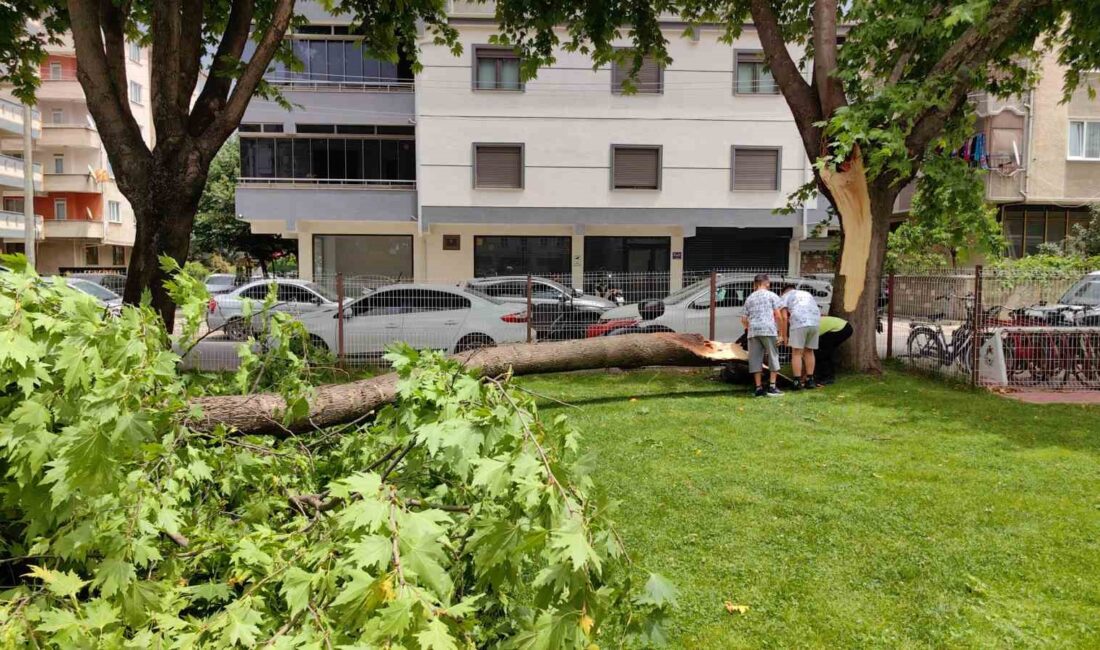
[44,172,105,194]
[0,210,42,240]
[42,218,105,240]
[0,154,43,191]
[40,123,101,149]
[36,73,85,102]
[0,98,40,138]
[236,179,417,224]
[969,91,1027,118]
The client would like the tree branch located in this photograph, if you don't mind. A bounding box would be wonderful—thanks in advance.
[68,0,150,188]
[178,0,205,114]
[189,0,255,135]
[748,0,823,161]
[811,0,846,114]
[197,0,294,153]
[150,0,187,147]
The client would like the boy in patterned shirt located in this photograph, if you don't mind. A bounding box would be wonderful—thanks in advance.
[739,274,786,397]
[779,284,822,389]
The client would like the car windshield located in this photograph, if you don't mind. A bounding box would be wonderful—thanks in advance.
[70,279,120,301]
[1060,278,1100,306]
[663,279,712,305]
[301,282,338,302]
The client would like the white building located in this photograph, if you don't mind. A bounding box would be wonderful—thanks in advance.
[238,2,828,291]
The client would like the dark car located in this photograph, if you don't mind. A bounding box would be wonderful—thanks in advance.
[1018,271,1100,326]
[466,276,618,340]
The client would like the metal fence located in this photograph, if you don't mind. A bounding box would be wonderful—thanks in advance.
[884,266,1100,390]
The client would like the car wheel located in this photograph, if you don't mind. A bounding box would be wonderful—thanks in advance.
[455,333,496,353]
[224,318,251,341]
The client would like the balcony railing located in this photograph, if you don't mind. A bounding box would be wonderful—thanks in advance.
[0,154,43,189]
[262,72,413,92]
[0,97,40,129]
[0,210,43,239]
[238,177,416,188]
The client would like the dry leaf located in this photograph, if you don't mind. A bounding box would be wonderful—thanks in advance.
[580,614,594,635]
[724,601,749,615]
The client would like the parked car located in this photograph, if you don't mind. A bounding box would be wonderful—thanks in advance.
[590,274,832,340]
[1017,271,1100,326]
[66,272,127,295]
[208,278,339,339]
[466,275,618,340]
[205,273,239,295]
[66,278,123,316]
[298,284,532,360]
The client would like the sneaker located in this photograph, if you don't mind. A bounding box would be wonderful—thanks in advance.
[804,377,818,390]
[766,384,783,397]
[753,386,766,398]
[789,381,802,391]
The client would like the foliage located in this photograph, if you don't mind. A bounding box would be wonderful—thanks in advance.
[0,255,671,647]
[191,140,296,275]
[521,369,1100,646]
[990,252,1100,275]
[887,156,1005,270]
[1065,204,1100,258]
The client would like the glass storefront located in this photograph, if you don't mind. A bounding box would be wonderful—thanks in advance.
[473,236,571,278]
[312,234,413,280]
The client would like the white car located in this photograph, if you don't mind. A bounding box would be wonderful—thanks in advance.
[208,278,339,339]
[593,274,832,341]
[298,283,532,360]
[67,278,123,316]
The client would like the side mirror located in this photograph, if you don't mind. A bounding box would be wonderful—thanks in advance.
[573,288,584,297]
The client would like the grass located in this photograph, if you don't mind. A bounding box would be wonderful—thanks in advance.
[518,369,1100,649]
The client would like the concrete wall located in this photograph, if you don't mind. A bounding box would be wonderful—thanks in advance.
[1025,57,1100,204]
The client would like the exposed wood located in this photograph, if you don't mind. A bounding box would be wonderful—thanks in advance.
[819,145,873,312]
[189,333,749,436]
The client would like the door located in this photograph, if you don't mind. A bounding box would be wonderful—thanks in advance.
[276,283,325,319]
[342,290,406,356]
[683,281,753,341]
[399,289,472,351]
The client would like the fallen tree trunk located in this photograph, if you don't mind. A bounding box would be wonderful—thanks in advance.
[190,333,747,436]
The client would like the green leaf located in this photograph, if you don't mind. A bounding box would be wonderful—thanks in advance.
[280,567,313,616]
[93,558,136,598]
[417,617,458,650]
[637,573,678,607]
[549,516,600,572]
[222,599,264,647]
[349,535,392,571]
[330,471,382,500]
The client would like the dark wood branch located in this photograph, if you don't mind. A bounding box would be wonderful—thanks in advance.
[178,0,205,113]
[189,333,748,436]
[189,0,255,135]
[748,0,824,161]
[68,0,151,186]
[163,531,190,548]
[150,0,186,146]
[198,0,294,153]
[811,0,846,114]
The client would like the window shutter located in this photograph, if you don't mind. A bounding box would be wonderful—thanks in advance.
[613,147,660,189]
[733,148,779,190]
[475,145,523,188]
[612,55,661,94]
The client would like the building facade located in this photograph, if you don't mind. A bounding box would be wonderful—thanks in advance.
[238,2,829,290]
[1,31,152,274]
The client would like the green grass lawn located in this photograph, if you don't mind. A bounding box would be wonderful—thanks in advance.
[518,369,1100,649]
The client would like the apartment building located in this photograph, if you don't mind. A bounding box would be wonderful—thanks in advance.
[0,32,152,274]
[238,2,829,290]
[0,98,42,248]
[971,52,1100,256]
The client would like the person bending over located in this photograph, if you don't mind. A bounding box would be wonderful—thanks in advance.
[740,274,786,397]
[779,283,822,390]
[815,315,853,384]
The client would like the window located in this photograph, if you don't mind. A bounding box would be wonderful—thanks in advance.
[735,51,778,94]
[240,284,271,300]
[611,145,661,190]
[85,245,99,266]
[265,38,408,86]
[49,62,62,80]
[474,144,524,188]
[403,289,471,313]
[241,135,415,182]
[1001,206,1091,257]
[51,108,63,124]
[53,155,64,174]
[474,46,522,91]
[129,81,143,104]
[1068,120,1100,160]
[732,147,781,191]
[128,42,141,63]
[240,123,284,133]
[112,245,125,266]
[276,283,321,304]
[54,199,67,220]
[611,52,663,94]
[312,234,414,279]
[473,236,572,278]
[107,200,121,223]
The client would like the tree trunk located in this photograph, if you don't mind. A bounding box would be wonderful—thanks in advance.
[121,153,209,330]
[820,147,894,373]
[189,333,748,436]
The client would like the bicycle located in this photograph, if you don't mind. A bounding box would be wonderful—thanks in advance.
[906,294,995,374]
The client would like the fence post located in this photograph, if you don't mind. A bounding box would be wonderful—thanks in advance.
[971,265,983,387]
[336,273,345,368]
[708,270,717,341]
[526,274,533,344]
[886,272,895,360]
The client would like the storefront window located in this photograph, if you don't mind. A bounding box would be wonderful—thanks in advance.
[473,236,571,278]
[312,235,413,280]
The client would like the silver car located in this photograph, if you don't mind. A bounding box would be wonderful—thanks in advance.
[66,278,123,316]
[207,278,339,339]
[466,275,618,310]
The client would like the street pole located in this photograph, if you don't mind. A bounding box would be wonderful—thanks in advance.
[22,104,35,269]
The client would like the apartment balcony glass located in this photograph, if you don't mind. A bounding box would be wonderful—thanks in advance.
[0,97,40,138]
[239,131,415,187]
[0,154,43,191]
[0,210,42,240]
[253,37,414,91]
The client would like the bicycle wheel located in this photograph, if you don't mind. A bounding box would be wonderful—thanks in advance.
[907,326,945,367]
[1073,333,1100,388]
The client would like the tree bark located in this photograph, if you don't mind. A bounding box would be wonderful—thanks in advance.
[189,333,748,436]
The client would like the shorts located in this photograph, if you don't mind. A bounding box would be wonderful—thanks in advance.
[748,336,780,373]
[789,325,820,350]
